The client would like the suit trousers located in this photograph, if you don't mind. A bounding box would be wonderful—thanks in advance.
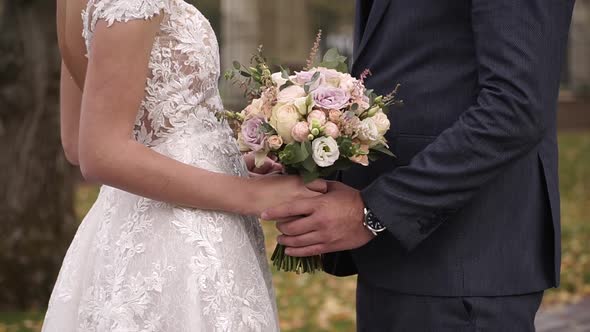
[356,278,544,332]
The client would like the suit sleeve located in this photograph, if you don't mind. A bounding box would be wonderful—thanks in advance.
[361,0,574,251]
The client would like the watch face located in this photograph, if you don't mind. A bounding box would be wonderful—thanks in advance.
[366,211,385,230]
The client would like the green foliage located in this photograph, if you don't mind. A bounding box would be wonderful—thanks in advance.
[318,48,348,73]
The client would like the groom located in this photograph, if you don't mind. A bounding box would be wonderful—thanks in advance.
[263,0,576,330]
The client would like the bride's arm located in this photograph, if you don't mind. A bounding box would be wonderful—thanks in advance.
[60,62,82,165]
[78,18,323,216]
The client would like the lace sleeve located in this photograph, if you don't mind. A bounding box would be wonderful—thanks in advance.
[93,0,169,26]
[83,0,170,53]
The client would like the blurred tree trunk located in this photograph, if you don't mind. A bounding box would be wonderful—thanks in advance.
[0,0,76,310]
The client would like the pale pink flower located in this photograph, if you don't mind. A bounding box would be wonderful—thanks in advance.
[291,121,311,142]
[323,122,340,139]
[307,110,327,126]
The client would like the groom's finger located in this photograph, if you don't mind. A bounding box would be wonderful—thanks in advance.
[278,232,323,248]
[270,216,299,223]
[305,179,328,193]
[262,200,315,220]
[276,217,317,236]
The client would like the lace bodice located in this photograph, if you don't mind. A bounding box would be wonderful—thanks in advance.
[83,0,223,148]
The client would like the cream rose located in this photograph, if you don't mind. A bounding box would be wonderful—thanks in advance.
[372,111,390,136]
[277,85,306,103]
[293,97,312,116]
[312,136,340,167]
[270,103,300,144]
[357,117,379,142]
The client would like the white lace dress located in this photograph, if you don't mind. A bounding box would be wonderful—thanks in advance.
[42,0,279,331]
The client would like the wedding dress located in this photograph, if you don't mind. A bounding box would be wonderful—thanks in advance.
[42,0,279,331]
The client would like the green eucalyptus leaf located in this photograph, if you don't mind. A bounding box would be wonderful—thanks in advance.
[371,144,396,157]
[281,66,291,79]
[301,170,320,183]
[302,156,318,173]
[323,48,347,63]
[260,123,277,135]
[279,80,295,91]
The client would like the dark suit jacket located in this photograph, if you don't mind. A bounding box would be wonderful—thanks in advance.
[323,0,575,296]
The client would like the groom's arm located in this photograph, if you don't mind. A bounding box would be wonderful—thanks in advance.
[362,0,574,251]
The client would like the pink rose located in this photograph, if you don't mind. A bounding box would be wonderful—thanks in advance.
[350,144,369,166]
[307,110,327,126]
[312,86,351,110]
[328,110,343,124]
[291,122,311,142]
[350,154,369,166]
[323,122,340,139]
[241,116,267,152]
[267,135,284,150]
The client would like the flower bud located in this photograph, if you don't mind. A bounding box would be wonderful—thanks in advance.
[367,106,381,117]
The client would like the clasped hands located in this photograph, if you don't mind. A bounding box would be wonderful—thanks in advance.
[246,153,375,257]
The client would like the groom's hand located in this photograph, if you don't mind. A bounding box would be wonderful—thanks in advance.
[262,181,374,257]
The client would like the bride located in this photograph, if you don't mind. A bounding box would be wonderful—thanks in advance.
[45,0,325,331]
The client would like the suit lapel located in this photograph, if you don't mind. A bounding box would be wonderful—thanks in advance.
[353,0,391,66]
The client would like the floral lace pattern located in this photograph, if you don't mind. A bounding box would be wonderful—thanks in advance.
[43,1,278,331]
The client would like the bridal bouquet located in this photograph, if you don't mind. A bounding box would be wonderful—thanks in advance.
[224,32,401,274]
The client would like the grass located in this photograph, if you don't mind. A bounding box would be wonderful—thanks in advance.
[1,132,589,331]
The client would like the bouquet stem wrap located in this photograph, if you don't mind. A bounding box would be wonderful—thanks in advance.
[270,243,322,274]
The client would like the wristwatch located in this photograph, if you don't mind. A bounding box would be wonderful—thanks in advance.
[363,208,387,236]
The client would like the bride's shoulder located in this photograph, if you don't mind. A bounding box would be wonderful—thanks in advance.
[88,0,172,26]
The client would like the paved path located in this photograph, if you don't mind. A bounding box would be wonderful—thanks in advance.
[536,299,590,331]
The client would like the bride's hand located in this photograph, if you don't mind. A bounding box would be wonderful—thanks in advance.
[248,175,327,217]
[244,152,284,176]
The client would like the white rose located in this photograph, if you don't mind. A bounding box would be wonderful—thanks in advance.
[270,103,301,144]
[339,74,357,93]
[311,136,340,167]
[277,85,306,103]
[271,72,288,87]
[371,111,390,136]
[318,67,343,88]
[357,117,379,142]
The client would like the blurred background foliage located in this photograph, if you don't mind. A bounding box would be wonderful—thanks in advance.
[0,0,589,331]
